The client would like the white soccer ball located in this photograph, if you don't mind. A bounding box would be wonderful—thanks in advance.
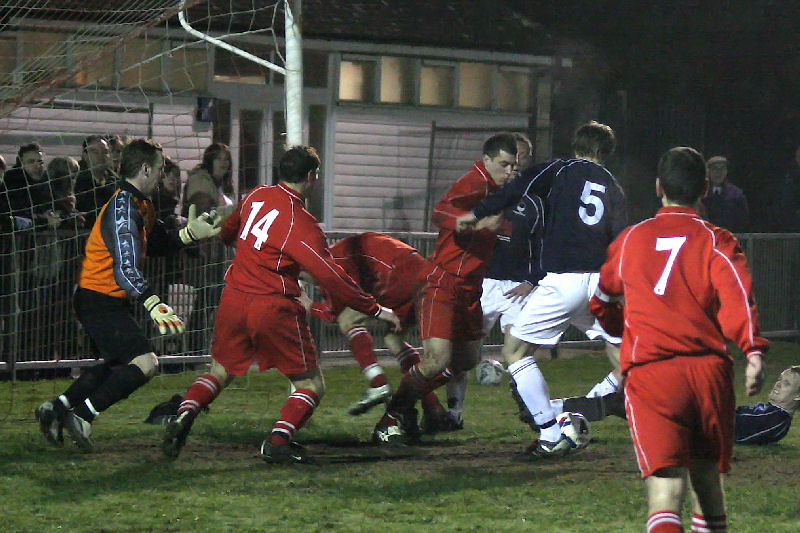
[475,359,506,386]
[557,412,591,449]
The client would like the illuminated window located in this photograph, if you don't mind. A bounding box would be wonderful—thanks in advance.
[339,59,376,101]
[72,42,114,88]
[20,31,67,85]
[120,38,163,89]
[458,62,492,108]
[497,68,531,112]
[380,56,414,104]
[420,62,454,106]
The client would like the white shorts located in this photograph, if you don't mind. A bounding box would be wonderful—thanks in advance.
[480,278,530,334]
[510,272,621,346]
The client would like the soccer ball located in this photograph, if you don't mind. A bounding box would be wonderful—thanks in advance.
[557,412,591,449]
[475,359,506,386]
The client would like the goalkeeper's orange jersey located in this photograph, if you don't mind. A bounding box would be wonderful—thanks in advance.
[78,180,180,302]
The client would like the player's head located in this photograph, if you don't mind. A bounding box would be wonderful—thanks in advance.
[656,146,707,207]
[17,142,45,181]
[572,121,615,163]
[121,138,164,195]
[200,142,231,185]
[278,145,321,187]
[706,155,729,186]
[768,365,800,411]
[513,132,534,171]
[482,133,518,186]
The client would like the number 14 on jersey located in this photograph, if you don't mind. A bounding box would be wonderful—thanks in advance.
[240,201,279,250]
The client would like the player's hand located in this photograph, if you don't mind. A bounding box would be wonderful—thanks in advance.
[179,204,223,244]
[45,210,61,229]
[456,213,478,233]
[475,213,503,232]
[504,282,534,303]
[143,295,185,336]
[744,352,765,396]
[376,306,402,332]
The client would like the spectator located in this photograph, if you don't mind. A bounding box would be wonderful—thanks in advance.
[0,143,56,227]
[74,135,118,228]
[105,134,125,177]
[156,156,182,229]
[47,156,85,229]
[701,155,750,233]
[181,142,234,218]
[776,145,800,231]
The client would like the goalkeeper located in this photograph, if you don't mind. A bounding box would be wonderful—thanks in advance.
[35,138,223,452]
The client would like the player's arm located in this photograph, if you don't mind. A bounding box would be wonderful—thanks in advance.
[432,175,488,231]
[710,230,768,395]
[100,193,183,335]
[734,403,791,444]
[589,230,628,337]
[148,204,223,256]
[287,214,400,331]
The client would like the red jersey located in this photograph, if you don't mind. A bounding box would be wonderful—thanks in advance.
[219,182,379,316]
[430,160,499,290]
[593,206,768,375]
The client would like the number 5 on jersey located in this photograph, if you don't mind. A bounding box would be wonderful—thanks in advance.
[653,236,686,295]
[240,201,279,250]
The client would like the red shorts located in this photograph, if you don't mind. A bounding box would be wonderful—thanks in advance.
[624,355,734,478]
[212,286,318,376]
[417,273,483,342]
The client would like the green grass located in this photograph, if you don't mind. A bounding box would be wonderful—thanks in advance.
[1,343,799,532]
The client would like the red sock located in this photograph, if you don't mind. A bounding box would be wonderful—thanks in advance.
[178,373,221,417]
[347,327,387,387]
[691,513,727,532]
[395,343,420,373]
[421,392,445,413]
[387,365,452,412]
[270,388,320,446]
[647,511,683,533]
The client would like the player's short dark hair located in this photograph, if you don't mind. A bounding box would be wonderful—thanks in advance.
[657,147,707,205]
[16,142,42,165]
[278,145,320,183]
[572,121,616,161]
[482,133,518,159]
[119,138,163,180]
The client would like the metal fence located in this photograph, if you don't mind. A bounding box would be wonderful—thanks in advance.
[2,229,799,379]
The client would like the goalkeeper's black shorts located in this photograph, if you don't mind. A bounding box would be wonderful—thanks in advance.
[74,288,154,364]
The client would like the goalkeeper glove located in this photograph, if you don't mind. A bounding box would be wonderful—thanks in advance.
[179,204,223,245]
[143,295,185,335]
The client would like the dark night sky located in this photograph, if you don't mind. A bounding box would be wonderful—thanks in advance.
[509,1,800,228]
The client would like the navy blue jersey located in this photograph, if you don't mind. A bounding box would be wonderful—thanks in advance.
[474,158,627,273]
[484,183,545,284]
[734,402,792,445]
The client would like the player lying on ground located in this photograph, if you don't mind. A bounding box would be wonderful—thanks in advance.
[306,231,462,435]
[161,146,401,464]
[590,146,766,533]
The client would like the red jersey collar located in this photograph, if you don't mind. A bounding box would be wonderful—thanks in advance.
[656,205,701,218]
[473,159,499,191]
[278,181,306,202]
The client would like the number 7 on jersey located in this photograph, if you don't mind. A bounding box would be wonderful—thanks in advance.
[653,236,686,295]
[240,201,280,250]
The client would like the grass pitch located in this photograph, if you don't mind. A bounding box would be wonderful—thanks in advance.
[1,343,798,532]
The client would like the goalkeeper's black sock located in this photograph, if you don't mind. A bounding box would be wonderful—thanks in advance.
[562,395,605,422]
[62,363,113,409]
[74,364,150,421]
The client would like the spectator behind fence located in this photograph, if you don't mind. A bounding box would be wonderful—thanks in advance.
[47,156,86,230]
[0,154,6,183]
[776,144,800,232]
[156,156,182,229]
[0,143,57,227]
[701,155,750,233]
[181,142,234,218]
[75,135,119,229]
[105,134,125,177]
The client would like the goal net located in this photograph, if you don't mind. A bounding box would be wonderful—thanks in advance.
[0,0,291,379]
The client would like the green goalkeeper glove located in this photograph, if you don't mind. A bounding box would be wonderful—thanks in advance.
[179,204,223,245]
[143,295,184,335]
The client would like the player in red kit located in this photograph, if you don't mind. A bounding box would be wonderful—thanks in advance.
[590,147,767,533]
[373,133,517,444]
[308,232,455,432]
[162,146,401,463]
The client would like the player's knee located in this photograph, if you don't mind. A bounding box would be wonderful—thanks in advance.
[130,352,159,379]
[209,360,234,387]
